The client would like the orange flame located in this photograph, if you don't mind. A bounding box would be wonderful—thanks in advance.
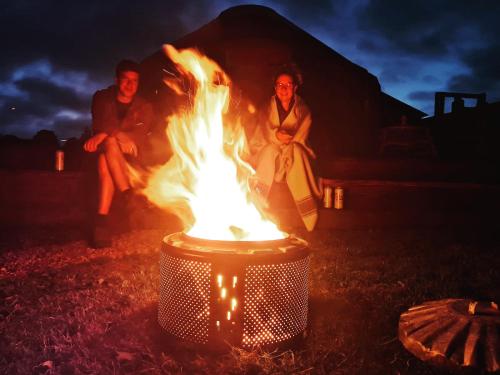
[143,45,284,241]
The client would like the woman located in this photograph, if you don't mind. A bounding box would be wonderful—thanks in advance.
[250,65,321,231]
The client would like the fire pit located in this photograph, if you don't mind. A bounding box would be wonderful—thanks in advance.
[158,232,310,348]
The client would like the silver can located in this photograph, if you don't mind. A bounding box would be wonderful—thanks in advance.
[55,150,64,171]
[323,185,333,208]
[334,186,344,209]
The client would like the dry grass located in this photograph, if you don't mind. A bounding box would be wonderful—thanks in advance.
[1,225,499,374]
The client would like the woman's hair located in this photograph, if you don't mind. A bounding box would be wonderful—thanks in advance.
[273,63,303,86]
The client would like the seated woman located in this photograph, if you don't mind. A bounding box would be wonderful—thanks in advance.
[250,65,321,231]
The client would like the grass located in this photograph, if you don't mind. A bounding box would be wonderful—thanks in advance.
[1,224,499,374]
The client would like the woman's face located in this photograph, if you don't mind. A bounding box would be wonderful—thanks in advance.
[274,74,296,104]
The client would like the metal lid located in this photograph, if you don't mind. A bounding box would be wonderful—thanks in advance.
[399,298,500,373]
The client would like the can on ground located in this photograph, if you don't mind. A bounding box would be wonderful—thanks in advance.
[323,186,333,208]
[334,186,344,209]
[55,150,64,171]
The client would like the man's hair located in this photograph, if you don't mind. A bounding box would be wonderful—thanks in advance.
[115,59,140,78]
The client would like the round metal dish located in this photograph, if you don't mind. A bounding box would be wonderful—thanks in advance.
[399,298,500,373]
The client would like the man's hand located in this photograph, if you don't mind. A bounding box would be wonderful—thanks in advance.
[83,133,108,152]
[276,130,293,145]
[116,132,138,157]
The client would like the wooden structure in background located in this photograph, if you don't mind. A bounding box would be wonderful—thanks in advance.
[434,92,486,117]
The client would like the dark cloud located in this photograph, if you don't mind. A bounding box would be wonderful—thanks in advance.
[0,89,56,126]
[0,105,90,138]
[0,0,211,81]
[270,0,337,24]
[1,100,52,121]
[357,1,442,56]
[414,31,449,56]
[447,43,500,99]
[356,38,382,53]
[379,69,404,84]
[52,118,90,139]
[0,104,26,127]
[422,75,440,84]
[357,0,500,56]
[408,91,435,101]
[0,76,91,137]
[356,30,448,57]
[354,0,500,107]
[0,115,53,138]
[15,78,89,112]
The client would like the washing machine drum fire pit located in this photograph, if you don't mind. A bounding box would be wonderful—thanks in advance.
[158,232,310,348]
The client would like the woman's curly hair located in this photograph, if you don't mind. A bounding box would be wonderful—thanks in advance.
[272,63,303,86]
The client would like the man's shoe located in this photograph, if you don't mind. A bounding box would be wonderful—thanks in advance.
[90,215,112,248]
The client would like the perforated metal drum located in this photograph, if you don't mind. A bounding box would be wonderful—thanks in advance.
[158,233,310,348]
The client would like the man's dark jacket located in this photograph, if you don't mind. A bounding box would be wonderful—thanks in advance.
[91,86,154,156]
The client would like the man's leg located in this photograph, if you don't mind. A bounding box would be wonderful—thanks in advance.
[91,152,114,248]
[103,136,143,231]
[102,136,130,193]
[97,153,115,215]
[91,136,131,248]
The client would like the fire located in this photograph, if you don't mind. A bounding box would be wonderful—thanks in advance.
[143,45,284,241]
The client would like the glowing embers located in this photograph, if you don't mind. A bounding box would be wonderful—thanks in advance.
[213,272,242,343]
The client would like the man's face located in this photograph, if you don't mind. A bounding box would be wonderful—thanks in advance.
[274,74,296,104]
[117,70,139,100]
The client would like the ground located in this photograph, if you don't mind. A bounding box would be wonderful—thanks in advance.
[1,224,499,375]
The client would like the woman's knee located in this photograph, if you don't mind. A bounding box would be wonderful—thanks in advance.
[256,144,280,166]
[260,143,280,157]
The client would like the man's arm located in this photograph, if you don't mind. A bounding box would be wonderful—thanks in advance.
[84,91,111,152]
[91,90,116,135]
[84,132,108,152]
[112,100,154,157]
[126,101,153,142]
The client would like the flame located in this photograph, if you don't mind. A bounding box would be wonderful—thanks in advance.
[143,45,284,241]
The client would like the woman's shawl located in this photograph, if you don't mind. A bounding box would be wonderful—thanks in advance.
[250,94,315,159]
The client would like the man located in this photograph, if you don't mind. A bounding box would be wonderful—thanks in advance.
[84,59,153,248]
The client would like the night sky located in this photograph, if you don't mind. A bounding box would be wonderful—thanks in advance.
[2,0,499,139]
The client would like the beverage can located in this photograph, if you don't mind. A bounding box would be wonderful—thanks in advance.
[334,186,344,209]
[323,185,333,208]
[55,150,64,171]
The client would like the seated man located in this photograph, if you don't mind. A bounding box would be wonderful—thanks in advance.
[250,65,321,231]
[83,59,153,248]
